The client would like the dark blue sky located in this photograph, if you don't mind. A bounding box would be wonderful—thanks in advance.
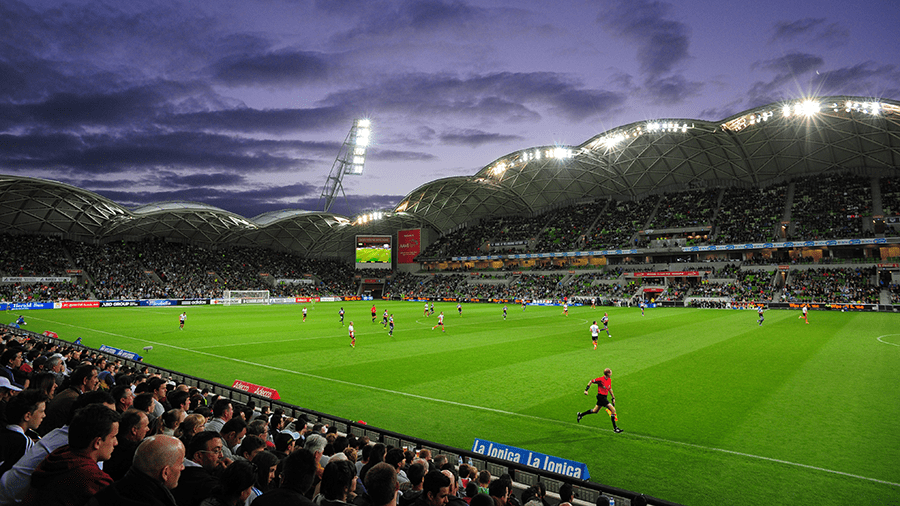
[1,0,898,218]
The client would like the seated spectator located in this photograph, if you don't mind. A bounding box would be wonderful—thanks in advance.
[0,390,48,476]
[104,409,151,480]
[443,469,466,506]
[247,450,281,503]
[318,459,358,506]
[29,371,58,400]
[364,462,399,506]
[199,460,255,506]
[22,404,120,506]
[0,390,115,504]
[161,408,186,436]
[172,431,228,506]
[110,384,134,413]
[86,435,186,506]
[254,448,318,506]
[488,480,509,506]
[177,413,207,446]
[205,398,233,433]
[557,484,574,506]
[399,463,426,503]
[235,435,267,462]
[415,470,451,506]
[38,364,99,436]
[219,417,248,460]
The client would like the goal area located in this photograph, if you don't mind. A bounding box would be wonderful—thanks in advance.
[222,290,271,305]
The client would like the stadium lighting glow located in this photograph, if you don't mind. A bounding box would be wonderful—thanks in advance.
[353,156,365,165]
[550,147,573,159]
[356,118,370,128]
[800,100,819,116]
[355,129,370,146]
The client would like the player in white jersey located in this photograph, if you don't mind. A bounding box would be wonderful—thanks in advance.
[432,312,445,331]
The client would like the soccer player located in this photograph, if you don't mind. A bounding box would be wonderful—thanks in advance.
[14,315,25,326]
[522,300,527,311]
[371,304,377,323]
[600,313,611,338]
[388,314,394,336]
[339,307,345,326]
[457,303,462,316]
[432,312,445,332]
[424,303,429,317]
[562,302,568,316]
[430,303,435,315]
[382,309,389,328]
[590,321,600,350]
[577,368,622,433]
[179,312,186,330]
[302,307,308,322]
[503,305,508,320]
[591,297,596,309]
[349,322,356,348]
[640,300,646,316]
[799,304,809,324]
[757,305,766,326]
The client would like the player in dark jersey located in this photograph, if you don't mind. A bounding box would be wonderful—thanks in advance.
[600,313,611,338]
[457,303,462,316]
[388,314,394,336]
[339,307,345,326]
[757,305,766,326]
[503,305,508,320]
[577,368,622,433]
[381,309,389,328]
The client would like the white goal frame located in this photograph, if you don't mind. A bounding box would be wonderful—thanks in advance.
[223,290,271,305]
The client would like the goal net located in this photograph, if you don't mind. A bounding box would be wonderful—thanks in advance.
[223,290,271,305]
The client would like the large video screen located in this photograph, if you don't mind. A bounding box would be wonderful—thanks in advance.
[355,235,392,269]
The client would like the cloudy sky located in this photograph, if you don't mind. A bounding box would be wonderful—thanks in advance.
[1,0,898,218]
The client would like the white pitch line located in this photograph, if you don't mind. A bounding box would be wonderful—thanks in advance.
[29,316,900,488]
[876,334,900,347]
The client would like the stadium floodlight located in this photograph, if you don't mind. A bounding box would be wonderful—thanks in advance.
[320,118,373,213]
[800,100,819,117]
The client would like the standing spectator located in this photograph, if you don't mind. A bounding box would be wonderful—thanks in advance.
[86,435,186,506]
[22,404,120,506]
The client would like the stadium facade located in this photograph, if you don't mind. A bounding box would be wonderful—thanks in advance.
[1,96,898,263]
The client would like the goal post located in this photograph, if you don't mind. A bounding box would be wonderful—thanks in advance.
[223,290,271,305]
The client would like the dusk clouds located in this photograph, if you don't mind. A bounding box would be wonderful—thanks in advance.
[0,0,897,218]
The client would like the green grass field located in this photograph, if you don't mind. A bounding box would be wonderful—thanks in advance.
[20,302,900,506]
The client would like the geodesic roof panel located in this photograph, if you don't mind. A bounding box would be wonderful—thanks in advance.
[237,212,352,256]
[394,176,530,231]
[102,202,256,245]
[0,176,127,237]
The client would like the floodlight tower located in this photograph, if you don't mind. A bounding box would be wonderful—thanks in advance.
[320,119,371,213]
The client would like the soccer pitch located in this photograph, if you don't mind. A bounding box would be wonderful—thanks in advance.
[23,302,900,506]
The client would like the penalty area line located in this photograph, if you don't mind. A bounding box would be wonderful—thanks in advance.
[29,318,899,488]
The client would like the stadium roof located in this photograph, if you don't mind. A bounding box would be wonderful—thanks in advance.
[1,96,899,255]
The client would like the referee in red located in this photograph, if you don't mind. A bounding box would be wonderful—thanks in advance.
[577,368,622,433]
